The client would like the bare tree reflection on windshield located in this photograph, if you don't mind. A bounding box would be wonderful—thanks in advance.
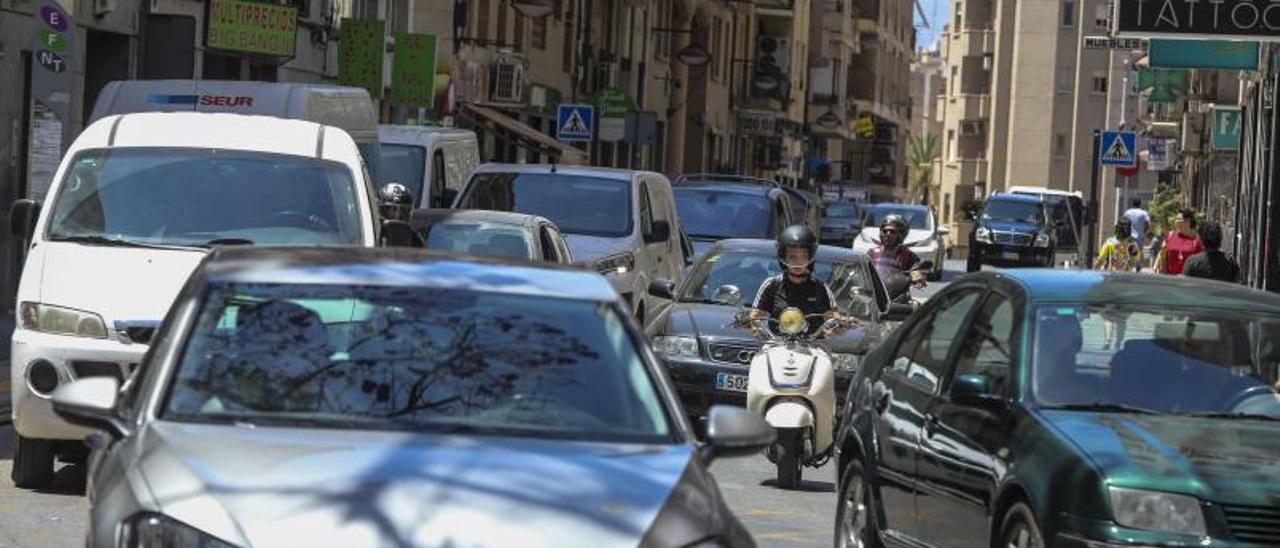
[166,284,672,442]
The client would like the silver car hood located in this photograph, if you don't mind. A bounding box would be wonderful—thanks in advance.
[133,422,694,548]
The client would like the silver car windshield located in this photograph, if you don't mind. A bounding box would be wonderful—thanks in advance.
[164,283,674,442]
[46,148,364,247]
[1032,305,1280,417]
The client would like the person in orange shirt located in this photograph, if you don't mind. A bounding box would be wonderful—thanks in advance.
[1154,208,1204,276]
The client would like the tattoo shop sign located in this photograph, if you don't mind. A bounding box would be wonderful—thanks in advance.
[1115,0,1280,40]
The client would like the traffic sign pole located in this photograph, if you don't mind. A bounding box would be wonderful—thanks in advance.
[1087,130,1101,267]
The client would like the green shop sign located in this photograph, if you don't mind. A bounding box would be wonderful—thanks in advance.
[391,33,437,107]
[591,87,636,118]
[1212,107,1241,152]
[339,18,386,97]
[206,0,298,57]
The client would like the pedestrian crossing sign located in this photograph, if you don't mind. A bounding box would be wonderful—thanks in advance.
[557,104,594,142]
[1100,131,1137,168]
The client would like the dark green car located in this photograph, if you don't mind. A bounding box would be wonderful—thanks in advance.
[833,270,1280,548]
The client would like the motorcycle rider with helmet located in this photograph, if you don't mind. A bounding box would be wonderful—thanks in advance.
[378,183,414,223]
[869,214,927,301]
[751,225,853,335]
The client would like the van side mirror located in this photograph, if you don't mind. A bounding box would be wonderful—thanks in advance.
[381,219,424,248]
[644,220,671,244]
[10,199,41,239]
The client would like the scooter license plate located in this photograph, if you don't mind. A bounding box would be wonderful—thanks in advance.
[714,372,749,393]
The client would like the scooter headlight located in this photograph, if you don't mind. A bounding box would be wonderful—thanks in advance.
[778,308,806,335]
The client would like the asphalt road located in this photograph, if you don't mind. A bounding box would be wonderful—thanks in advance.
[0,262,970,548]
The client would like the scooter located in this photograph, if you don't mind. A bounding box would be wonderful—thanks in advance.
[728,300,852,489]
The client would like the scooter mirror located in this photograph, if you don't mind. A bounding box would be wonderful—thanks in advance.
[712,284,742,306]
[700,405,776,464]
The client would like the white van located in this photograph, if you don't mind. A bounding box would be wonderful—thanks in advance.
[89,80,382,180]
[6,112,414,489]
[378,126,480,208]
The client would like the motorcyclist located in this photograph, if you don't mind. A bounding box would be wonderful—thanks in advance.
[751,225,852,335]
[378,183,414,223]
[869,214,927,299]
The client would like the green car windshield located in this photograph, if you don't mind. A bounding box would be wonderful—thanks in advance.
[1031,304,1280,417]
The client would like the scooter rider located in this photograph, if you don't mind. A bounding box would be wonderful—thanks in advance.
[869,214,927,292]
[751,225,851,335]
[378,182,414,222]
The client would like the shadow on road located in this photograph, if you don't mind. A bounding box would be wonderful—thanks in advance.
[759,479,834,493]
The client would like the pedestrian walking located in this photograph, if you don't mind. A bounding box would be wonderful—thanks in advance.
[1122,198,1151,268]
[1182,221,1239,283]
[1095,219,1142,349]
[1154,208,1204,276]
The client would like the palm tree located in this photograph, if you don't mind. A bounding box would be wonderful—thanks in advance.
[907,134,940,206]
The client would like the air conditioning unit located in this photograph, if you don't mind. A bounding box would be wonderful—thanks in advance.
[491,57,526,104]
[960,120,985,136]
[95,0,116,15]
[756,35,791,75]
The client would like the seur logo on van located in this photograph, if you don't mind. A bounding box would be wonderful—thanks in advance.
[146,94,254,107]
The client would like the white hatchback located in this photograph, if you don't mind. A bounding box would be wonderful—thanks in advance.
[7,112,388,488]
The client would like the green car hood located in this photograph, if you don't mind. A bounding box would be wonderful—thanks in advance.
[1042,410,1280,507]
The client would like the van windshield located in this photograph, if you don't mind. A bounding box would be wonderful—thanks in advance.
[456,173,633,237]
[46,148,365,247]
[380,144,426,204]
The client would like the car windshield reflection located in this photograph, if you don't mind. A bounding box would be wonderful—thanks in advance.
[678,251,881,317]
[164,283,674,443]
[1031,305,1280,417]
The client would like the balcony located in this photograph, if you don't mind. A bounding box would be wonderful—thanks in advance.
[951,94,991,118]
[953,29,995,57]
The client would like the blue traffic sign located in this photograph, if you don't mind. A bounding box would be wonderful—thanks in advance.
[1100,131,1137,168]
[557,104,594,142]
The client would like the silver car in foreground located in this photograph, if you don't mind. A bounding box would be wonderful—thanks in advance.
[53,247,772,547]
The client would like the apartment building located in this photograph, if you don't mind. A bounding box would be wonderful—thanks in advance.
[937,0,1160,253]
[909,49,946,206]
[851,0,914,201]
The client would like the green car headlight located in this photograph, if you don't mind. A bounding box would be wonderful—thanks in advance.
[1108,486,1206,537]
[653,335,699,358]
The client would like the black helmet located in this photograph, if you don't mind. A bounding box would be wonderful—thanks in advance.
[378,183,413,222]
[881,214,908,234]
[777,225,818,269]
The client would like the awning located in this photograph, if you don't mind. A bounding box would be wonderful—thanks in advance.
[460,103,588,165]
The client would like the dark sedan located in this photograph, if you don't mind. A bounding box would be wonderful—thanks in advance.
[834,270,1280,548]
[645,239,909,421]
[410,209,573,263]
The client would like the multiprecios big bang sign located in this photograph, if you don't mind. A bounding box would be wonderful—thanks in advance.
[1115,0,1280,40]
[207,0,298,57]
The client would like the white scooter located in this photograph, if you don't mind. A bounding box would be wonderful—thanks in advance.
[726,293,852,489]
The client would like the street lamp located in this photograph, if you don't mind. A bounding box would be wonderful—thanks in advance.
[676,43,711,67]
[731,59,780,91]
[816,111,841,130]
[510,0,554,19]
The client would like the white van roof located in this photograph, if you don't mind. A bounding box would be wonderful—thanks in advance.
[89,80,377,140]
[379,125,477,147]
[1008,185,1084,199]
[83,112,356,160]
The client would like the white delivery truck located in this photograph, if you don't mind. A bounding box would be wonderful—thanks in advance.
[7,112,417,489]
[89,80,382,181]
[378,126,480,208]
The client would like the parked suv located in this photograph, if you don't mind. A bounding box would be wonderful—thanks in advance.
[967,192,1058,272]
[453,165,690,324]
[672,176,792,257]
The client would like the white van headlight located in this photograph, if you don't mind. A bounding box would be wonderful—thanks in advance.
[19,302,108,339]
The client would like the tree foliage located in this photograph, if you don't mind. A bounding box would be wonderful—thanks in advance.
[907,134,940,205]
